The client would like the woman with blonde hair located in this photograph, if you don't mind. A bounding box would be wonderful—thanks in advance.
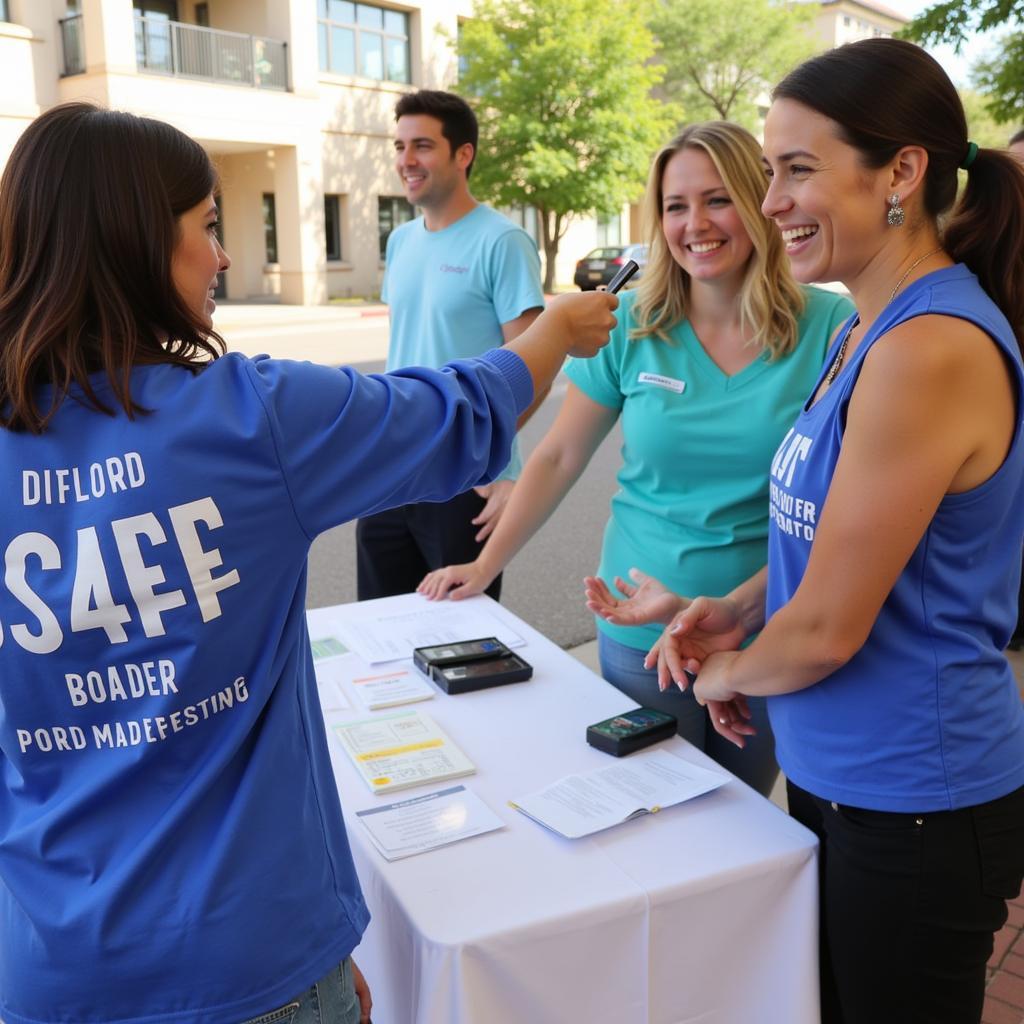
[419,121,853,792]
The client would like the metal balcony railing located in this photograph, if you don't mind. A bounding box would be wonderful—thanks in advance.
[60,14,85,76]
[135,17,288,91]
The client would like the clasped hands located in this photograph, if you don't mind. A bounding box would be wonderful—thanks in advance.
[583,569,757,749]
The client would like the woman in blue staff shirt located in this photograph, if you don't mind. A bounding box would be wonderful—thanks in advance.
[0,102,616,1024]
[589,38,1024,1024]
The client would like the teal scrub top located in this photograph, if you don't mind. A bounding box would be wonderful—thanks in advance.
[564,285,855,651]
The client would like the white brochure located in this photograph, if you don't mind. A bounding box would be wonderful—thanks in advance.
[356,784,505,861]
[352,668,435,710]
[510,750,729,839]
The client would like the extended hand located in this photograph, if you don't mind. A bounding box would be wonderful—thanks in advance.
[546,291,619,358]
[646,595,747,691]
[417,560,496,601]
[583,568,685,627]
[472,479,515,541]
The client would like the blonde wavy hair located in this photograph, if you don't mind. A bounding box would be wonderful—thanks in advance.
[631,122,805,359]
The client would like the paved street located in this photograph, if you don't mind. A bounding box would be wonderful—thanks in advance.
[213,301,623,649]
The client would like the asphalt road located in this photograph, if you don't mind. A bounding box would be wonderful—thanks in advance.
[305,366,623,649]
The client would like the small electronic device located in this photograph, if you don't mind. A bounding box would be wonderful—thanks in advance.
[586,707,677,757]
[606,259,640,294]
[413,637,508,677]
[413,637,533,695]
[432,653,533,695]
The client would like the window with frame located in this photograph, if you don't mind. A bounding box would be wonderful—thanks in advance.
[262,193,278,265]
[318,0,410,83]
[378,195,414,260]
[325,194,344,261]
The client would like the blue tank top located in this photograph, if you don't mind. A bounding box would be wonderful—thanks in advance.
[766,265,1024,812]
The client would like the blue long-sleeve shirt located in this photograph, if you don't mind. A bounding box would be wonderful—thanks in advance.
[0,347,531,1024]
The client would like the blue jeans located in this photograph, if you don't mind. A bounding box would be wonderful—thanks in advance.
[598,632,779,797]
[239,959,362,1024]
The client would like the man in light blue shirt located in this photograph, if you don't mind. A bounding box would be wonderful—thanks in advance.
[357,90,545,600]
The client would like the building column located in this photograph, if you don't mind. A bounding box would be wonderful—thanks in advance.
[217,156,251,302]
[275,137,326,306]
[262,0,319,97]
[80,0,136,77]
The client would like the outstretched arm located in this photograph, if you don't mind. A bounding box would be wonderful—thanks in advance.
[419,384,618,599]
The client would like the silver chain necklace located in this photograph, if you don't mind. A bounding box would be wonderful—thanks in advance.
[823,247,944,388]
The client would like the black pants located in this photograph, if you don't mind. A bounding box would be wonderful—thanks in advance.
[356,490,502,601]
[788,780,1024,1024]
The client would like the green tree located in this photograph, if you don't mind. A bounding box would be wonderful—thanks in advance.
[651,0,818,132]
[959,86,1016,147]
[458,0,676,290]
[904,1,1024,124]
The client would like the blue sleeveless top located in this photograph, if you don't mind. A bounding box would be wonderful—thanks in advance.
[766,265,1024,812]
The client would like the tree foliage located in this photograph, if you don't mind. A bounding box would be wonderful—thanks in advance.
[457,0,676,289]
[959,87,1017,147]
[651,0,818,131]
[904,1,1024,125]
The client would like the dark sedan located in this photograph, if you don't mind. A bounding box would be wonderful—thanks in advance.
[573,243,648,290]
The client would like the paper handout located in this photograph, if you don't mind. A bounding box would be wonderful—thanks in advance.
[334,709,475,794]
[332,597,524,664]
[510,750,728,839]
[356,784,504,861]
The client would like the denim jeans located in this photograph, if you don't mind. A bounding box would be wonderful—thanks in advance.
[239,958,362,1024]
[598,631,779,797]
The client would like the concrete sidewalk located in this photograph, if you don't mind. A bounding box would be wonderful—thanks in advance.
[212,298,387,330]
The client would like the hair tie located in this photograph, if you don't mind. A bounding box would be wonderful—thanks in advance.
[960,141,978,170]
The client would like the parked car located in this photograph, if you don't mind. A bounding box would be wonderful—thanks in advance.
[573,243,648,290]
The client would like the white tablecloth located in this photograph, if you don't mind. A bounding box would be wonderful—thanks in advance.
[308,594,819,1024]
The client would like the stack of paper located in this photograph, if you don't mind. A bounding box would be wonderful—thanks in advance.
[334,709,475,794]
[351,668,435,710]
[510,750,728,839]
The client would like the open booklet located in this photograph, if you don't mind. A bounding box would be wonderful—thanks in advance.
[510,749,728,839]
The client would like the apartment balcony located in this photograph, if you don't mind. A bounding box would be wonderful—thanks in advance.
[60,14,289,91]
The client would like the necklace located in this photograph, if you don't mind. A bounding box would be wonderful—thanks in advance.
[822,246,944,388]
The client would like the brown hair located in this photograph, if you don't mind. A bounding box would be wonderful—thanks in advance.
[773,38,1024,352]
[394,90,478,177]
[0,102,225,433]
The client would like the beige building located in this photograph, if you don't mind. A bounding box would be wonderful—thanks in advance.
[810,0,908,46]
[0,0,627,301]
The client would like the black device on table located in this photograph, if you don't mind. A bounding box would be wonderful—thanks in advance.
[413,637,533,695]
[586,707,677,756]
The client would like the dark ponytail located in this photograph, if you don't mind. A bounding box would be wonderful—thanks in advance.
[944,148,1024,345]
[773,38,1024,352]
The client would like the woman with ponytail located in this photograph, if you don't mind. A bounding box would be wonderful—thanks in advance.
[587,38,1024,1024]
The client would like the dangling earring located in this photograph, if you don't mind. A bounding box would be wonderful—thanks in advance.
[886,193,905,227]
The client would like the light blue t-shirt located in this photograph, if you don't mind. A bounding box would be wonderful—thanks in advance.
[383,204,544,479]
[766,265,1024,812]
[565,285,854,651]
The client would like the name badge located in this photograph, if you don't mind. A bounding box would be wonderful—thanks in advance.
[638,372,686,394]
